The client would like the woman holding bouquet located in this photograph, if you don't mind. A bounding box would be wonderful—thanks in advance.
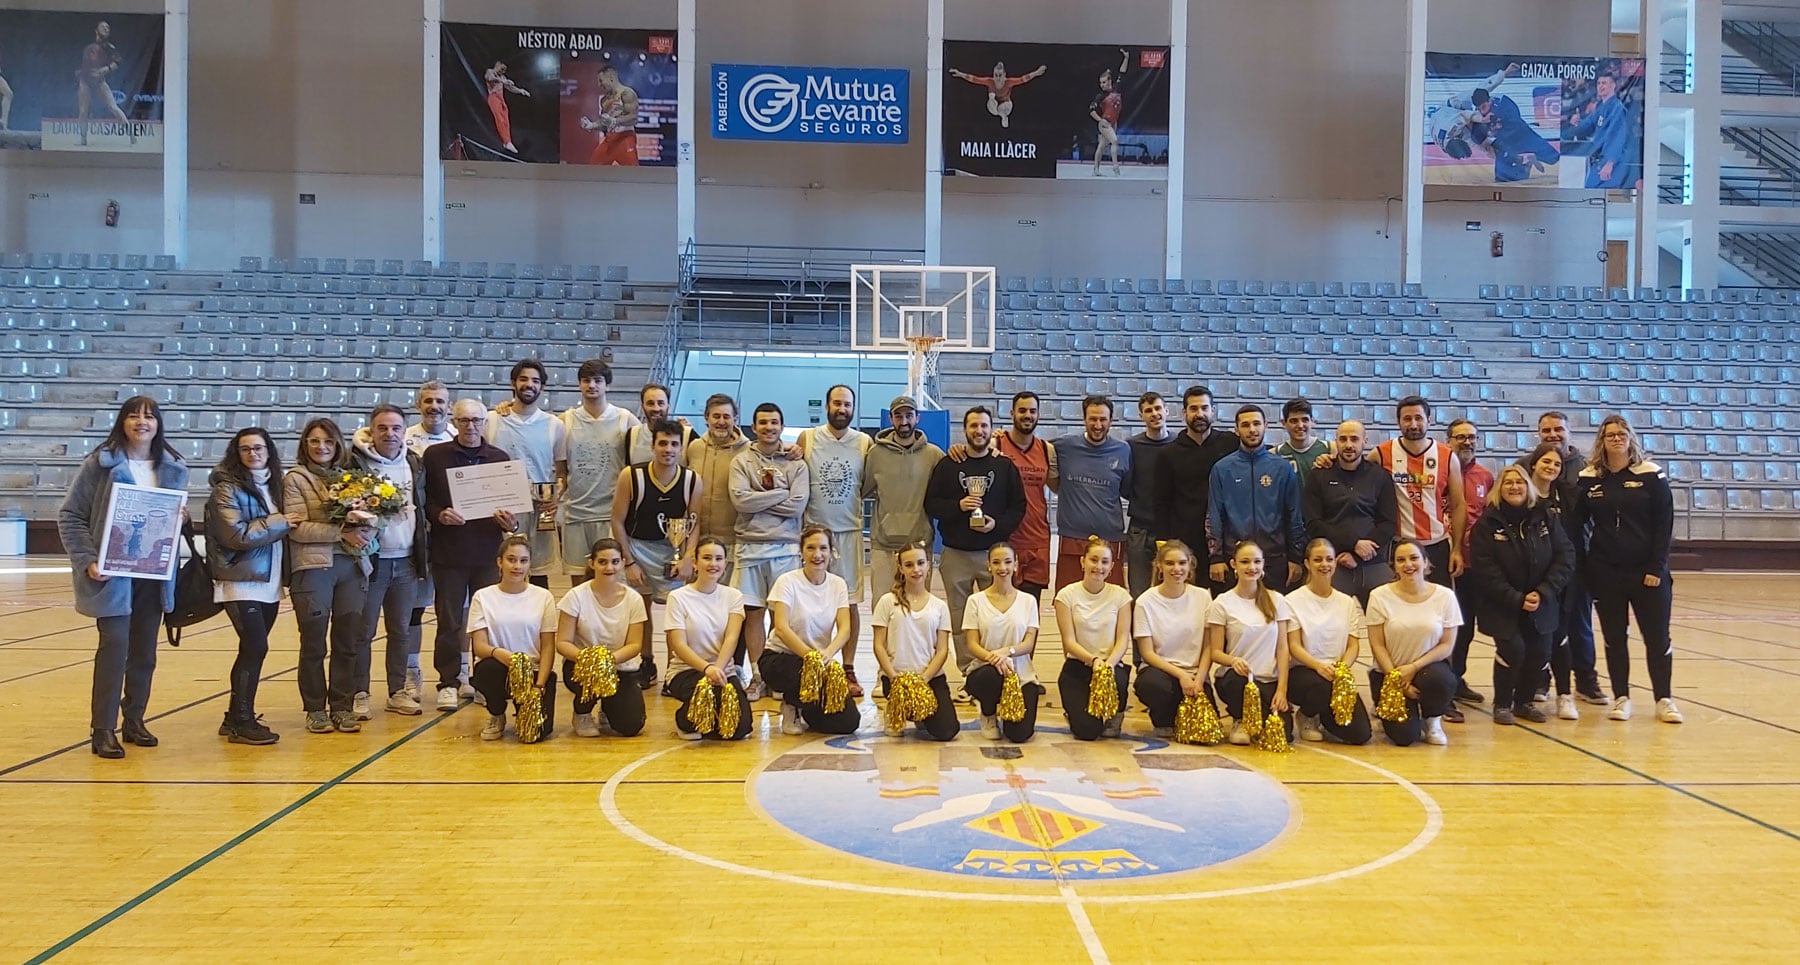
[285,417,372,735]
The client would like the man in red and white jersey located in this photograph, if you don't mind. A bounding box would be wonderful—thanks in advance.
[1370,396,1467,589]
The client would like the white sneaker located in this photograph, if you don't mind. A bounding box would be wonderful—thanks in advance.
[781,708,809,736]
[1299,714,1325,742]
[1424,716,1449,746]
[386,690,422,715]
[352,692,372,720]
[458,679,477,701]
[979,715,1001,740]
[744,676,767,702]
[1656,698,1684,724]
[436,687,459,712]
[573,712,600,737]
[480,713,505,740]
[1556,694,1579,721]
[1228,720,1251,745]
[678,727,703,741]
[404,667,423,695]
[1608,696,1633,721]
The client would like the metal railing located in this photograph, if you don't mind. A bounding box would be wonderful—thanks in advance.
[1722,21,1800,93]
[1656,161,1789,206]
[647,294,681,388]
[677,242,924,298]
[1720,232,1800,289]
[1722,126,1800,186]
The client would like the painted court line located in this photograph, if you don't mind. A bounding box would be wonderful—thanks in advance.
[26,706,462,963]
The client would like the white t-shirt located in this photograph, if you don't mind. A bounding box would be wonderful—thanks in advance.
[1133,584,1212,670]
[128,458,156,487]
[405,423,453,457]
[664,582,746,666]
[1204,590,1293,682]
[1286,586,1366,664]
[766,568,849,655]
[1365,584,1463,667]
[557,582,649,673]
[469,584,558,669]
[214,479,285,605]
[963,588,1041,684]
[1054,582,1133,659]
[872,591,952,676]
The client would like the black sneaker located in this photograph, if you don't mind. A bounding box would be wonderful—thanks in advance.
[1453,682,1485,705]
[1492,706,1517,725]
[1442,706,1466,724]
[229,716,280,745]
[1513,703,1549,724]
[1577,686,1610,706]
[639,663,659,691]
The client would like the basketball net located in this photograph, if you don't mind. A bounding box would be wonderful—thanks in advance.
[904,334,946,410]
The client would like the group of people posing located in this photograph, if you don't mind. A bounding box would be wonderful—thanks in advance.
[59,362,1680,758]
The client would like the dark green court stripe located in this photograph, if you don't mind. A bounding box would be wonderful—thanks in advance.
[27,705,461,963]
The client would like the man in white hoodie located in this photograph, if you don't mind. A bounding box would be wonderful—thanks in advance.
[353,404,431,716]
[729,402,810,701]
[558,358,638,579]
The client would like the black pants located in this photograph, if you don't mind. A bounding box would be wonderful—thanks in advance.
[1285,666,1373,745]
[879,673,960,741]
[431,560,498,691]
[1492,628,1552,710]
[559,656,646,736]
[1451,570,1482,682]
[1057,657,1131,741]
[1216,668,1294,742]
[471,656,558,735]
[1591,569,1675,701]
[758,649,862,734]
[292,555,368,713]
[224,599,280,721]
[963,663,1044,742]
[1423,539,1453,589]
[1368,663,1456,746]
[1549,581,1600,696]
[668,668,753,740]
[1133,664,1215,729]
[91,578,163,732]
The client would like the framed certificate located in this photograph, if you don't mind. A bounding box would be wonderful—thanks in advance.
[96,483,187,580]
[447,460,535,520]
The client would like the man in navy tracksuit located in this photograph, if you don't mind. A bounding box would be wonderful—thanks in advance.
[1206,405,1305,590]
[1474,87,1560,182]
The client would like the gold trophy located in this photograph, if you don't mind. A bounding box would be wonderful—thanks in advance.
[533,483,557,532]
[663,513,696,579]
[967,475,987,528]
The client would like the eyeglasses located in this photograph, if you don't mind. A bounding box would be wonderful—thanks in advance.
[1602,432,1630,440]
[452,417,486,426]
[1449,434,1477,442]
[236,445,268,454]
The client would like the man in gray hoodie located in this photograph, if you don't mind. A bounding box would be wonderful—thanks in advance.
[728,402,810,701]
[352,404,431,717]
[861,395,945,602]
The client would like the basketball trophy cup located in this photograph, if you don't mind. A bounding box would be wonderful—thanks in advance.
[967,476,987,528]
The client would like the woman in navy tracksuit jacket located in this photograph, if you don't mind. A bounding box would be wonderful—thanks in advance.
[1469,465,1572,724]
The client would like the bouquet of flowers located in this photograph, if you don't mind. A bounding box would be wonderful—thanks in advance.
[324,468,406,557]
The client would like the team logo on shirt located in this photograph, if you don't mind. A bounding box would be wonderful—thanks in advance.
[751,731,1293,880]
[1259,474,1273,488]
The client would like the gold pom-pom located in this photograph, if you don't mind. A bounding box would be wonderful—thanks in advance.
[688,675,717,735]
[997,672,1027,723]
[821,659,849,714]
[1375,671,1410,723]
[572,645,619,704]
[1173,691,1224,745]
[1254,712,1294,753]
[507,653,545,744]
[1087,662,1119,721]
[883,672,938,732]
[1329,661,1358,727]
[1241,680,1264,738]
[716,681,743,738]
[798,650,825,704]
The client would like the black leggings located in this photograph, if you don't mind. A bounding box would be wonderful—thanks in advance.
[559,657,646,736]
[471,656,558,737]
[1057,657,1131,741]
[1216,668,1294,742]
[1590,569,1675,701]
[963,663,1044,742]
[1284,666,1373,745]
[224,600,280,720]
[879,673,960,741]
[1368,663,1456,746]
[1133,665,1212,729]
[757,650,862,734]
[1491,628,1552,710]
[668,668,752,740]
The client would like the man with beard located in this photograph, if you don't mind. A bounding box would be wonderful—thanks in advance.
[994,392,1056,601]
[729,403,810,702]
[406,380,455,457]
[861,395,945,688]
[1124,391,1178,599]
[1303,420,1397,607]
[1371,395,1466,589]
[486,359,567,587]
[1207,405,1304,589]
[684,393,750,554]
[627,382,697,465]
[1446,418,1493,710]
[1153,384,1239,592]
[558,358,638,583]
[926,406,1024,677]
[797,385,874,696]
[1051,395,1132,591]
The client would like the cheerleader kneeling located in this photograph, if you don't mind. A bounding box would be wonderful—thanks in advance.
[1131,540,1214,739]
[469,535,560,742]
[760,526,863,736]
[1205,541,1293,745]
[665,536,752,741]
[1283,538,1373,744]
[962,542,1045,742]
[871,544,961,741]
[552,538,648,738]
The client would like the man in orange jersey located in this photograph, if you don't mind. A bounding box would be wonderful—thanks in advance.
[1369,396,1467,591]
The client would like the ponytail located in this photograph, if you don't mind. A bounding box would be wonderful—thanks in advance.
[1232,540,1279,622]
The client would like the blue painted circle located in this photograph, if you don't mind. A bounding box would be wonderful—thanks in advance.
[751,727,1294,881]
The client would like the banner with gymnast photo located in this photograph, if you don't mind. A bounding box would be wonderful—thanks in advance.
[942,40,1171,180]
[0,9,164,154]
[440,22,677,167]
[1422,52,1646,190]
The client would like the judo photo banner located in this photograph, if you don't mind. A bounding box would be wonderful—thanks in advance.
[440,22,677,167]
[1423,52,1646,190]
[942,39,1171,180]
[0,9,165,154]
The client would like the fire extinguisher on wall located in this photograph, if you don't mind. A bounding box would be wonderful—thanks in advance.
[1489,231,1503,258]
[105,199,119,228]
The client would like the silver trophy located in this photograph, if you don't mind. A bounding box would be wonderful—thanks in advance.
[664,512,696,579]
[967,475,987,528]
[533,483,557,532]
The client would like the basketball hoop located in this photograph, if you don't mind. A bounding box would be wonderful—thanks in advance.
[904,334,947,410]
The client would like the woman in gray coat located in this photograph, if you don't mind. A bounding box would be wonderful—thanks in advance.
[207,427,303,745]
[285,418,372,735]
[58,396,190,759]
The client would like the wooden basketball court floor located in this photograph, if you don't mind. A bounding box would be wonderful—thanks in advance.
[2,562,1796,963]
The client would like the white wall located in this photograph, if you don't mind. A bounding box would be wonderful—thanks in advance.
[0,0,1615,291]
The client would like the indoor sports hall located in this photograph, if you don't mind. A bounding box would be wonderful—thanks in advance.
[2,0,1798,961]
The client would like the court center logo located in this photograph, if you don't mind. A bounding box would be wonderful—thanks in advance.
[739,73,802,134]
[751,729,1293,880]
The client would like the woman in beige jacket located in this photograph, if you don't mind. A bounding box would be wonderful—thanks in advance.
[285,418,372,734]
